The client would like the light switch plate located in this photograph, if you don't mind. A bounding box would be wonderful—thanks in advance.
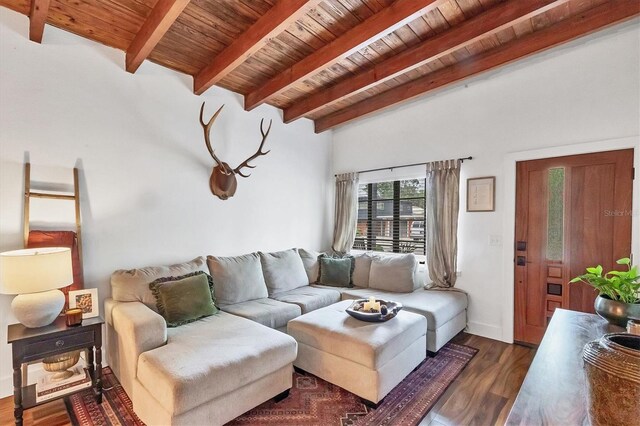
[489,235,502,247]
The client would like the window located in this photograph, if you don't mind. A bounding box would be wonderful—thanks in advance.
[354,179,426,255]
[547,167,565,261]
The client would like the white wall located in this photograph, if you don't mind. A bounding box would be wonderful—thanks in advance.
[0,9,332,398]
[333,20,640,342]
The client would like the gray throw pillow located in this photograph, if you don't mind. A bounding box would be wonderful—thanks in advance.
[259,249,309,295]
[111,256,208,311]
[352,252,373,287]
[368,254,417,293]
[317,254,355,287]
[298,248,323,284]
[149,272,218,327]
[207,253,268,305]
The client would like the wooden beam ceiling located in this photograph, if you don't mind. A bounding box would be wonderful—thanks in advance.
[314,0,640,133]
[193,0,322,96]
[284,0,569,123]
[243,0,449,111]
[6,0,637,134]
[126,0,191,73]
[28,0,50,43]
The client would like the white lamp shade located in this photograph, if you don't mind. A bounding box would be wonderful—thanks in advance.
[0,247,73,295]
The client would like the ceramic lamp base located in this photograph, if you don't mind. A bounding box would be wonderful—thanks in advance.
[12,290,65,328]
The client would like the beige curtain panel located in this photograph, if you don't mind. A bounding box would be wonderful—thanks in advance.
[332,172,359,254]
[425,159,461,289]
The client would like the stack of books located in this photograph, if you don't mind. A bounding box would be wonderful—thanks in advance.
[32,364,92,403]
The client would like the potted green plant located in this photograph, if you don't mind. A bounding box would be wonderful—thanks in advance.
[570,257,640,327]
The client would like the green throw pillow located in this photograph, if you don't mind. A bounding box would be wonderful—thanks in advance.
[318,255,355,287]
[149,271,218,327]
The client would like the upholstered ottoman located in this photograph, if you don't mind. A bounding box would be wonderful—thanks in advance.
[287,300,427,405]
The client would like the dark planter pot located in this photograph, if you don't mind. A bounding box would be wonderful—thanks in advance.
[594,295,640,327]
[583,333,640,426]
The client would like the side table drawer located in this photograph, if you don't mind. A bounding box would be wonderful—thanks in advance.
[24,330,94,357]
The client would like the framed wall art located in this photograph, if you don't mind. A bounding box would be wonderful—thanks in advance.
[467,176,495,212]
[68,288,99,319]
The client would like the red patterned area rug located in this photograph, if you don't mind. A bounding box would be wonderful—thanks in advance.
[231,342,477,426]
[64,367,144,426]
[65,343,476,426]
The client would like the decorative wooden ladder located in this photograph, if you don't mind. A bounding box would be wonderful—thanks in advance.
[23,162,83,266]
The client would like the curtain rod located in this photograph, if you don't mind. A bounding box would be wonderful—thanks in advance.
[335,156,472,177]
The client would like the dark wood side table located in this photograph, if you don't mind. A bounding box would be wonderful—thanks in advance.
[506,309,624,425]
[7,316,104,426]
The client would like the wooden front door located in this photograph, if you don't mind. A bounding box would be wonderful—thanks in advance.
[514,149,634,345]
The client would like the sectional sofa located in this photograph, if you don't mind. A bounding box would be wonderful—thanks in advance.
[104,248,467,425]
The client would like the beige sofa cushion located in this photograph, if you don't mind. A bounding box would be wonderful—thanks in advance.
[341,287,467,330]
[368,254,417,293]
[287,300,426,369]
[311,284,354,294]
[137,312,297,416]
[298,249,322,283]
[219,298,300,329]
[352,252,373,287]
[207,253,268,305]
[111,257,208,310]
[260,249,309,295]
[270,285,341,314]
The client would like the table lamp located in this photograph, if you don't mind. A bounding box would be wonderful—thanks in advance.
[0,247,73,328]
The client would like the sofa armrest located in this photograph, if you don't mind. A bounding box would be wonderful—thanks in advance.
[111,301,167,395]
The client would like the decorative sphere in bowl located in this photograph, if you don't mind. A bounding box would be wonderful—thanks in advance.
[346,299,402,322]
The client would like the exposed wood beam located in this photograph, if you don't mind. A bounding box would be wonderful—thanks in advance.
[126,0,191,73]
[243,0,448,111]
[29,0,51,43]
[284,0,568,123]
[314,0,640,133]
[194,0,322,95]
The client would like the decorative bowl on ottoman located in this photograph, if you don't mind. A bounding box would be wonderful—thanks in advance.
[346,297,402,322]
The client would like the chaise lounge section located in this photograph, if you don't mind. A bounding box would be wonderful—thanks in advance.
[301,249,468,352]
[105,256,297,425]
[132,311,295,425]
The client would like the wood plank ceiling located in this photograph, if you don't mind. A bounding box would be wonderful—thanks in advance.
[2,0,638,132]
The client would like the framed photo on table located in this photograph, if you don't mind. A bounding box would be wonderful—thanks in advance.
[68,288,99,319]
[467,177,495,212]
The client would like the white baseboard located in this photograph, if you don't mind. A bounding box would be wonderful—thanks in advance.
[1,374,12,399]
[465,321,506,342]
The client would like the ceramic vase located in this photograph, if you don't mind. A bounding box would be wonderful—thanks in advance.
[583,333,640,426]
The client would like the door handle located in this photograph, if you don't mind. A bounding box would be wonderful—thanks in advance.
[516,256,534,266]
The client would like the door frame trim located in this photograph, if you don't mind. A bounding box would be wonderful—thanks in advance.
[501,136,639,343]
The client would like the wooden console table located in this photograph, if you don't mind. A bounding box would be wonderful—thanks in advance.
[506,309,623,425]
[8,316,104,426]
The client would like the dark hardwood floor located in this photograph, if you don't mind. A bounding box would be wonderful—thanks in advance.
[419,333,535,426]
[0,333,535,426]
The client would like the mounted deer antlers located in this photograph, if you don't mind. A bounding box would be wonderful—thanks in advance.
[199,102,272,200]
